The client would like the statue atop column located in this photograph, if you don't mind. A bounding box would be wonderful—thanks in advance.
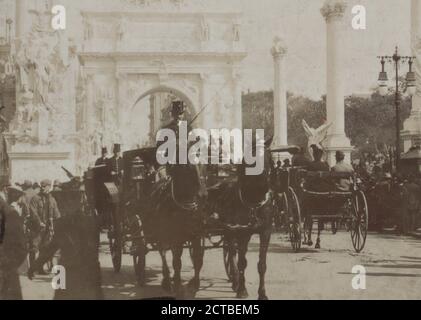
[271,36,287,57]
[320,0,347,21]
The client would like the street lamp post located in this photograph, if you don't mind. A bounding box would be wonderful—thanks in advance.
[378,47,417,173]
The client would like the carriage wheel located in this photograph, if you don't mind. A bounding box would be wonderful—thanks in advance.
[223,240,238,283]
[109,205,123,273]
[133,236,147,286]
[350,191,368,253]
[286,188,302,253]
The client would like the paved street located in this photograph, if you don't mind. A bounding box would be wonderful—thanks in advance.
[20,231,421,300]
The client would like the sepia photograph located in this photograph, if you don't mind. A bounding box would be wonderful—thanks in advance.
[0,0,420,303]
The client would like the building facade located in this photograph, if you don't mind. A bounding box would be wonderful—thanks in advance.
[4,0,246,181]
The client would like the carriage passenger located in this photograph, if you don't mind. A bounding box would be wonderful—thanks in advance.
[306,145,331,193]
[308,145,330,172]
[331,151,354,192]
[291,147,310,168]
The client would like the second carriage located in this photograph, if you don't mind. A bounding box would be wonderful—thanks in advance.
[291,170,369,253]
[270,144,368,254]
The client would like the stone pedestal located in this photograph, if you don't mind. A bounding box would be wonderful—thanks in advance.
[403,0,421,152]
[321,0,352,165]
[6,139,75,183]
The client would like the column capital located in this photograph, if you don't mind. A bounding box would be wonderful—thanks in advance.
[321,0,347,22]
[271,36,288,58]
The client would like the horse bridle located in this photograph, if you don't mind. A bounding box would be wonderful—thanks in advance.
[238,187,271,226]
[171,180,199,212]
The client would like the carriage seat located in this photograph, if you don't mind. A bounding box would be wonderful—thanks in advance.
[301,171,354,196]
[300,171,354,214]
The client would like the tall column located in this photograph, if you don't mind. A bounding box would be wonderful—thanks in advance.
[15,0,27,40]
[232,70,243,130]
[403,0,421,151]
[271,37,288,150]
[321,0,352,164]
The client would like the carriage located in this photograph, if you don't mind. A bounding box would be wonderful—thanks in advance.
[270,147,304,253]
[297,170,369,253]
[88,148,239,284]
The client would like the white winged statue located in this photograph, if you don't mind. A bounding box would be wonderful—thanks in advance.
[302,120,332,160]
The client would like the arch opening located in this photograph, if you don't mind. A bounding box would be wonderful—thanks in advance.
[123,86,196,150]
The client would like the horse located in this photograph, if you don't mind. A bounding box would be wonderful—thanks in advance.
[207,142,275,300]
[142,162,206,297]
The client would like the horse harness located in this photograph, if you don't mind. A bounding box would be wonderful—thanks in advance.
[238,187,272,229]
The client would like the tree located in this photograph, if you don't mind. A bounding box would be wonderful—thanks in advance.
[242,90,412,158]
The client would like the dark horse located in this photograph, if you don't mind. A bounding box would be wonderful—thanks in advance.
[144,162,206,297]
[208,142,275,300]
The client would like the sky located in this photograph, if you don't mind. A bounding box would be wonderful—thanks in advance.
[0,0,413,99]
[239,0,412,99]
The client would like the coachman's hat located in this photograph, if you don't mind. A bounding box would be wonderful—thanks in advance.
[171,101,186,116]
[101,147,108,155]
[113,144,121,154]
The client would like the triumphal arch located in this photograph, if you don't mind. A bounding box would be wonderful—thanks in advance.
[8,0,247,181]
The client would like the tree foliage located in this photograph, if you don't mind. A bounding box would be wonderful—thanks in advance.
[242,90,412,156]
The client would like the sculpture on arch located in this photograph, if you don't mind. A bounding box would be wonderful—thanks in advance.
[200,17,210,42]
[12,14,73,144]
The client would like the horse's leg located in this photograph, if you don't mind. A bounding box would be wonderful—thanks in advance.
[228,236,239,292]
[159,247,171,292]
[305,217,313,246]
[171,243,184,297]
[236,235,250,299]
[188,236,204,291]
[258,228,271,300]
[315,220,323,249]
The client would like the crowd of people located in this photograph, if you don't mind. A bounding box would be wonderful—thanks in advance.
[0,172,103,299]
[0,176,65,299]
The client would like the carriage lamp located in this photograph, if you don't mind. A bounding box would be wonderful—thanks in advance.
[131,157,147,181]
[378,57,389,96]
